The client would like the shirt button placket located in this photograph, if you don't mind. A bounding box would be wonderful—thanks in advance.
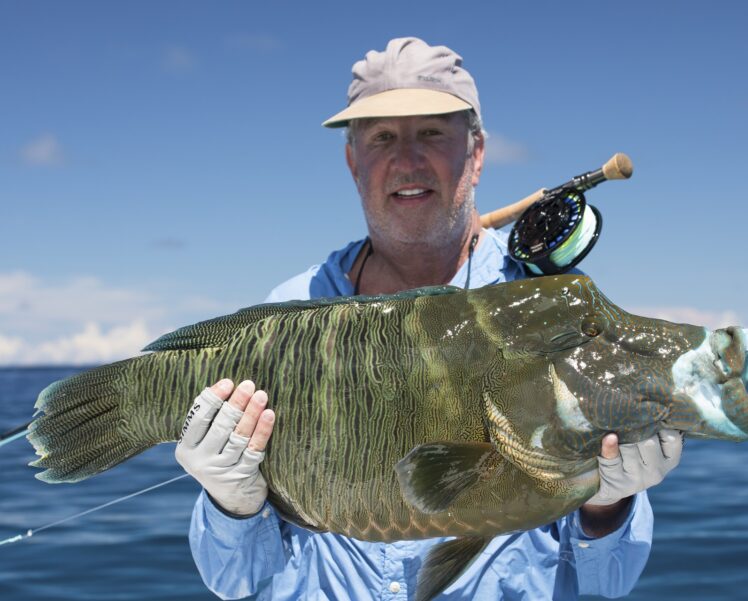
[382,544,406,598]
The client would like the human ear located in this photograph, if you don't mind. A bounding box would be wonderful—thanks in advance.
[471,133,485,187]
[345,143,359,184]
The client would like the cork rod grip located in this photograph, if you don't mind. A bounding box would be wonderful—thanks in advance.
[479,189,546,230]
[601,152,633,180]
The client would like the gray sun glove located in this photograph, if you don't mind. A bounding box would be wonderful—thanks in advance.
[586,429,683,506]
[175,387,268,516]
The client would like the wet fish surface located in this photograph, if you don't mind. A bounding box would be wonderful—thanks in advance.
[28,274,748,600]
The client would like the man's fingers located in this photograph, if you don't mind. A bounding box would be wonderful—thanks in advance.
[248,409,275,452]
[634,435,663,466]
[200,401,244,455]
[179,384,230,447]
[210,378,235,400]
[215,431,251,467]
[600,432,620,460]
[658,429,683,463]
[228,380,256,411]
[234,390,268,437]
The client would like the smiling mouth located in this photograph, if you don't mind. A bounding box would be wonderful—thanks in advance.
[392,188,432,200]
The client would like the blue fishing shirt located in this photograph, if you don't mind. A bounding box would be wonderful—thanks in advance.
[189,229,654,600]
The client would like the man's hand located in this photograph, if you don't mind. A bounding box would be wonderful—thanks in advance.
[586,429,683,506]
[580,430,683,536]
[175,378,275,517]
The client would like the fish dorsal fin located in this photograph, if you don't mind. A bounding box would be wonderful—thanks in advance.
[395,441,503,514]
[416,536,492,601]
[142,285,461,352]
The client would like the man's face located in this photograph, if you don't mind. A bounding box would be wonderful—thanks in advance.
[345,112,484,247]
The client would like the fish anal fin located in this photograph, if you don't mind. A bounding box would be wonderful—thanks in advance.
[395,441,502,514]
[417,536,492,601]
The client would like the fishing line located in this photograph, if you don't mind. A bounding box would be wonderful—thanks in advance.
[0,473,189,547]
[0,422,31,450]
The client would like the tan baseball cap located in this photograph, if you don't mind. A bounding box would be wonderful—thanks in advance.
[323,37,481,128]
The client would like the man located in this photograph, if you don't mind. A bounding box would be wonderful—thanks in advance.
[177,38,682,600]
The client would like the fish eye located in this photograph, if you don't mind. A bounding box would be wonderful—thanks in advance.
[581,316,603,337]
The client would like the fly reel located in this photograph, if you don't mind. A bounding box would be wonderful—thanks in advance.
[508,187,602,275]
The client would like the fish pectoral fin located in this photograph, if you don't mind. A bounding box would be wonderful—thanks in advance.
[394,441,503,514]
[416,536,492,601]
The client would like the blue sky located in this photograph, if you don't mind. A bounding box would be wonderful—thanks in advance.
[1,0,746,364]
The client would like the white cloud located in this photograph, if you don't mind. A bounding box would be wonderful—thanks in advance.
[0,334,24,363]
[5,321,155,366]
[161,45,196,74]
[627,306,743,330]
[20,134,65,166]
[0,271,239,366]
[0,272,162,335]
[483,132,529,165]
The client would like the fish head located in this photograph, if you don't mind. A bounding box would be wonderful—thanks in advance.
[535,276,748,441]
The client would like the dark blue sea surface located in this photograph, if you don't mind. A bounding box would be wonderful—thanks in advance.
[1,367,747,600]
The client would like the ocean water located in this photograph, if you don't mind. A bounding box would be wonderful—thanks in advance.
[1,367,747,600]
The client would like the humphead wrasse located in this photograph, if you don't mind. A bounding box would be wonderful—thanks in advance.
[28,275,748,600]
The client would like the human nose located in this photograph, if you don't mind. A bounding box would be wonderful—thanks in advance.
[391,136,425,171]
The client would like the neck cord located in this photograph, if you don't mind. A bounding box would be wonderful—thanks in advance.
[353,232,480,295]
[464,233,480,290]
[353,238,373,295]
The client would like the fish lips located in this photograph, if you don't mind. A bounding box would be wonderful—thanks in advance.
[710,327,747,383]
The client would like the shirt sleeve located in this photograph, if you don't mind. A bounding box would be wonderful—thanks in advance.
[189,490,286,600]
[564,492,653,597]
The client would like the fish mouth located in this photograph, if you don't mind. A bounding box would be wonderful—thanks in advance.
[710,327,747,383]
[671,327,748,439]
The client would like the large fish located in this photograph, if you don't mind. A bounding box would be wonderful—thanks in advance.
[28,274,748,601]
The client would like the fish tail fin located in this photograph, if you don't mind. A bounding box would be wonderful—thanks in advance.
[28,357,156,483]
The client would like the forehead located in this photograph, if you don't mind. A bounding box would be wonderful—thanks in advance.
[352,112,467,132]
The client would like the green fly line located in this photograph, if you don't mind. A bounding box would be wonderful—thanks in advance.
[524,203,599,275]
[508,187,602,276]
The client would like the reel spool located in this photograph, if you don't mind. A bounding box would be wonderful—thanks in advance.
[508,187,602,275]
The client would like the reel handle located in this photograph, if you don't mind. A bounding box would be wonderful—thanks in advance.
[480,152,632,230]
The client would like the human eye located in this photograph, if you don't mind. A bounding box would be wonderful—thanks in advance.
[371,130,394,143]
[421,128,443,137]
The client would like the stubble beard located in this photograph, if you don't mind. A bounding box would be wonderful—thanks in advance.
[360,157,477,251]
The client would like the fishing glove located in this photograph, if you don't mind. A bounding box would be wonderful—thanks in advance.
[586,428,683,506]
[175,387,268,517]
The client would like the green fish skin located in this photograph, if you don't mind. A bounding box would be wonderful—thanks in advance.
[27,274,748,601]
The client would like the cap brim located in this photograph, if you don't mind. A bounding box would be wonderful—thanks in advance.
[322,88,473,128]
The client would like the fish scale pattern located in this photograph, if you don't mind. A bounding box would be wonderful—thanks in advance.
[243,298,489,539]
